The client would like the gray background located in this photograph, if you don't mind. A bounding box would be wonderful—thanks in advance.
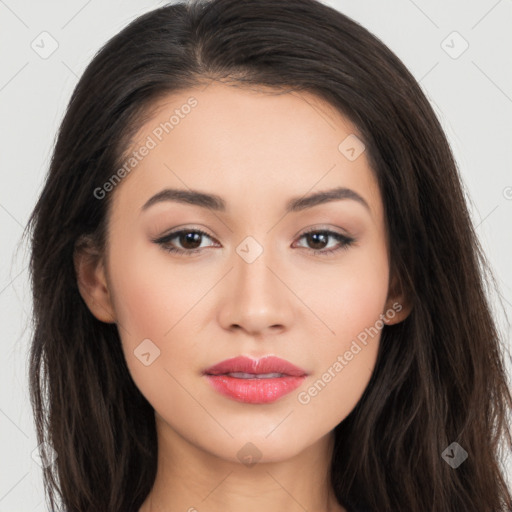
[1,0,511,510]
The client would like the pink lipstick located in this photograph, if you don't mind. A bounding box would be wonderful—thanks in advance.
[203,355,307,404]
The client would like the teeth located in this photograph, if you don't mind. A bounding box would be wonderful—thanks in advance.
[226,372,285,379]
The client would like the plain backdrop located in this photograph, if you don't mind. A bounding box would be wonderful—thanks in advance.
[0,0,511,510]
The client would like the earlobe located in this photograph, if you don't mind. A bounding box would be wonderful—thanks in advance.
[73,236,116,323]
[383,273,412,325]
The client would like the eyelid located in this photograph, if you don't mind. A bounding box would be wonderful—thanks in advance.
[296,224,352,239]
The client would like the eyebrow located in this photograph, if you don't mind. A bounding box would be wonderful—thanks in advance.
[140,186,370,214]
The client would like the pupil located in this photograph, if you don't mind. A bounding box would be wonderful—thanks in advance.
[308,232,327,249]
[180,232,201,249]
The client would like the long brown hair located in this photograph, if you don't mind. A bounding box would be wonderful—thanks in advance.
[25,0,512,510]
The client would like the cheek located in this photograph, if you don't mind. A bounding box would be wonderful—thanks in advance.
[334,257,389,339]
[296,299,385,433]
[106,243,203,390]
[298,236,390,344]
[295,241,389,423]
[108,242,200,340]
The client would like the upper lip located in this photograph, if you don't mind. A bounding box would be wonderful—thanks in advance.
[204,356,307,377]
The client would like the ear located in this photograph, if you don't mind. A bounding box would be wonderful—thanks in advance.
[73,235,116,323]
[382,272,412,325]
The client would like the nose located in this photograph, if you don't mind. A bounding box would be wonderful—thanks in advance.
[216,243,295,337]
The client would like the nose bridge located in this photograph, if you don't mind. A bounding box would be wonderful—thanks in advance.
[217,234,294,334]
[235,235,276,298]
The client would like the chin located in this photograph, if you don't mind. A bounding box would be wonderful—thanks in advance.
[199,428,325,466]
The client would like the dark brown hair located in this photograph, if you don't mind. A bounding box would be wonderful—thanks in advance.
[26,0,512,510]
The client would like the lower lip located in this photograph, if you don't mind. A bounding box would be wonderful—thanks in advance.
[205,374,306,404]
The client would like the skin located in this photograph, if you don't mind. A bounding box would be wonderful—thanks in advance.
[75,81,410,512]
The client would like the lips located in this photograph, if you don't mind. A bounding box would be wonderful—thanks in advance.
[204,355,307,378]
[203,356,307,404]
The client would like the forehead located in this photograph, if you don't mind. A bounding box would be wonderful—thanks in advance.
[111,81,382,220]
[129,81,361,154]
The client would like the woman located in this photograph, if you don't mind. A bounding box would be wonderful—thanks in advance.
[26,0,512,510]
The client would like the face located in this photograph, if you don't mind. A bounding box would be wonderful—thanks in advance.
[78,81,408,464]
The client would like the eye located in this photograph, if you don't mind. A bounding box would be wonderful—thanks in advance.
[152,228,219,255]
[293,228,355,256]
[152,227,355,257]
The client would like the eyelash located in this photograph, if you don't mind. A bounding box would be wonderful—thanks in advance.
[153,227,355,257]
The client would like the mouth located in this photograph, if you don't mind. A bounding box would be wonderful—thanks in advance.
[221,372,288,379]
[203,355,308,404]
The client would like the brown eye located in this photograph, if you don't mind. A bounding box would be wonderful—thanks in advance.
[177,231,203,250]
[304,232,329,250]
[294,229,355,256]
[153,229,218,255]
